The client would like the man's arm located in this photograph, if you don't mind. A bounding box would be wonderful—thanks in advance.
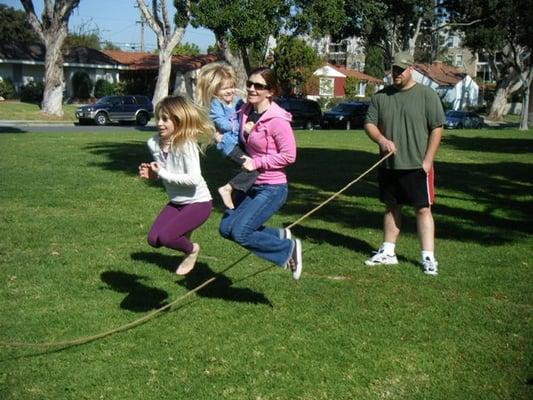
[364,122,397,154]
[422,126,443,172]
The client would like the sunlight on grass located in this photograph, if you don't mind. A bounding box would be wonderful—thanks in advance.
[0,100,78,121]
[0,127,532,399]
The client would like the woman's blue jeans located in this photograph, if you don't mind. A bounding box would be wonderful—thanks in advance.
[219,184,293,266]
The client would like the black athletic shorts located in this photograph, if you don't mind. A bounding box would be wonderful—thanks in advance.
[378,168,434,208]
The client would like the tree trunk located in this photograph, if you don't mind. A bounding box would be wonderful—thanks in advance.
[218,38,247,92]
[20,0,80,117]
[41,35,66,117]
[519,82,529,130]
[152,50,173,107]
[518,69,533,131]
[528,80,533,125]
[487,72,522,121]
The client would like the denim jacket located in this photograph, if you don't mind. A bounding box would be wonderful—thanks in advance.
[209,96,243,156]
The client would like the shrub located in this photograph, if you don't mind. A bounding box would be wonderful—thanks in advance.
[344,77,359,99]
[20,81,44,103]
[0,78,16,99]
[71,71,93,99]
[94,79,116,98]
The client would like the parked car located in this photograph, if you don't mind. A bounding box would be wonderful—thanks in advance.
[321,101,370,130]
[444,110,484,129]
[75,95,154,126]
[274,97,322,130]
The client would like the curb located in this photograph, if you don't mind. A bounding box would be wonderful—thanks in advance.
[0,120,157,127]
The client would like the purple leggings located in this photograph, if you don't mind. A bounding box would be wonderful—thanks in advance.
[147,201,212,254]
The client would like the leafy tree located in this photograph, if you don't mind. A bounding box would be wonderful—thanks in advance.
[0,4,39,44]
[20,0,81,117]
[446,0,532,128]
[172,42,201,56]
[135,0,189,106]
[364,44,385,80]
[190,0,290,89]
[64,32,100,49]
[102,41,121,51]
[290,0,346,38]
[272,35,321,97]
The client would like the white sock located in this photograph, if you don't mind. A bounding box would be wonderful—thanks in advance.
[421,250,435,261]
[381,242,396,255]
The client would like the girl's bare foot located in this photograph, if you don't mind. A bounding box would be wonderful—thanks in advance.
[176,243,200,276]
[218,184,234,209]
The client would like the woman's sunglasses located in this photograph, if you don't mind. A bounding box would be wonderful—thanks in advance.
[246,80,270,90]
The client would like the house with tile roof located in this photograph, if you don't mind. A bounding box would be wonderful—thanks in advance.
[102,50,221,100]
[0,43,221,100]
[0,42,125,98]
[385,60,479,110]
[308,64,384,100]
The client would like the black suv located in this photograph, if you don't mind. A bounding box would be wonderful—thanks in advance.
[275,97,322,130]
[75,95,154,126]
[322,101,370,130]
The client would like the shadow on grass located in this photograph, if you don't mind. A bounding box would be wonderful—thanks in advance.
[443,134,533,154]
[100,270,169,312]
[86,139,533,247]
[131,251,272,306]
[0,126,27,134]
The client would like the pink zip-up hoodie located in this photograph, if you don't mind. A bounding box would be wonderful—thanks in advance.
[239,101,297,185]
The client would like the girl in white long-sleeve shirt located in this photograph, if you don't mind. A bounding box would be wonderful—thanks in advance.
[138,96,214,275]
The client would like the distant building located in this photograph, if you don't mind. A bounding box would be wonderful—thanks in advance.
[0,42,220,100]
[103,50,220,100]
[309,64,384,100]
[384,60,479,110]
[0,42,124,97]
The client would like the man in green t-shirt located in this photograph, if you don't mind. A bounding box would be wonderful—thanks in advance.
[364,51,444,275]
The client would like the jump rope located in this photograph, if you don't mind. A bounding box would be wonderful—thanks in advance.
[0,151,393,349]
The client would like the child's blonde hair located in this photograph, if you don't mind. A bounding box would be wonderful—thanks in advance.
[155,95,215,151]
[196,62,237,107]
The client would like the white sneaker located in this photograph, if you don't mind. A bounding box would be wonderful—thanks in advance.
[421,257,438,275]
[289,239,303,280]
[281,228,292,270]
[281,227,292,240]
[364,249,398,266]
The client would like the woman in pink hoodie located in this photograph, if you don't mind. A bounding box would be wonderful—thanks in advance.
[219,67,303,280]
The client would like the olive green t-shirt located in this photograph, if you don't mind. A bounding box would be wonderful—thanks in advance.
[365,83,444,169]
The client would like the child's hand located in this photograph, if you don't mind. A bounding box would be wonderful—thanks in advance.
[150,161,160,174]
[241,155,255,171]
[138,163,151,179]
[214,131,224,143]
[244,121,255,134]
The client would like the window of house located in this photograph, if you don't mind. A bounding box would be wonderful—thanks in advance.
[319,77,334,97]
[454,54,464,67]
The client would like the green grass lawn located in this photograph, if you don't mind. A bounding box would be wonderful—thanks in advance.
[0,101,78,122]
[0,126,532,399]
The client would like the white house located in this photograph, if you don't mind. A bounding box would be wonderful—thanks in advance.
[385,60,479,110]
[0,43,125,97]
[0,43,221,100]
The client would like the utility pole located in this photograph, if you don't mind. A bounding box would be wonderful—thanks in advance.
[137,16,145,52]
[134,3,145,52]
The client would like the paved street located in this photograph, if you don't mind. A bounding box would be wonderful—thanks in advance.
[0,121,157,134]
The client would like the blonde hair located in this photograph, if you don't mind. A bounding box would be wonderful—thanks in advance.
[195,62,237,107]
[154,95,215,151]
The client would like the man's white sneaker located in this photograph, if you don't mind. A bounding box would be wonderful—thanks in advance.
[364,250,398,266]
[421,257,438,275]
